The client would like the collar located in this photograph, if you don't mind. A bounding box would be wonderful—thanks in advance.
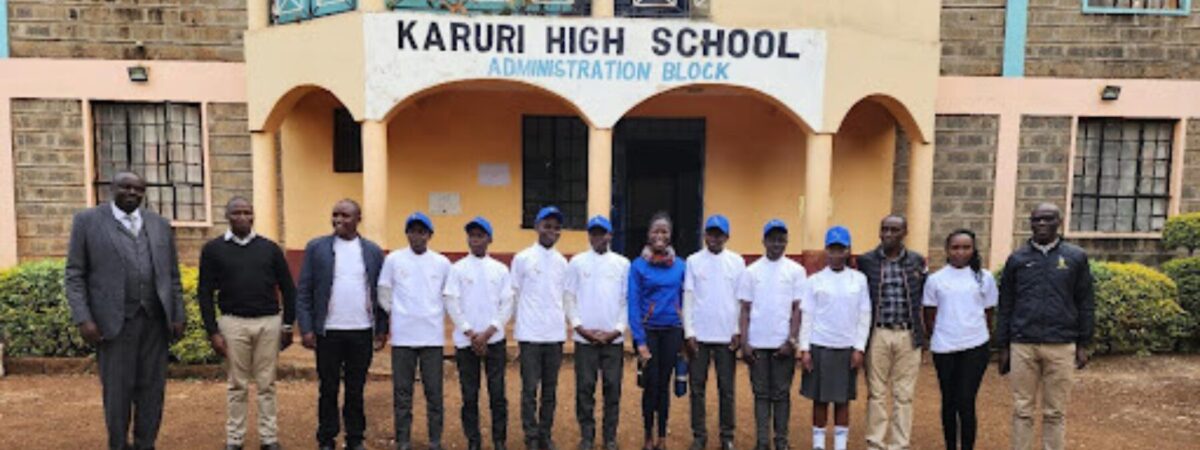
[110,202,142,223]
[1030,237,1061,255]
[224,229,257,246]
[877,246,908,262]
[533,243,558,256]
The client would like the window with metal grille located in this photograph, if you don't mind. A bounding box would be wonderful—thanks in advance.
[1071,118,1174,233]
[93,102,206,222]
[1083,0,1191,15]
[333,108,362,173]
[522,115,588,230]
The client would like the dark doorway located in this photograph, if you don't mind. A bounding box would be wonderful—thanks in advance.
[612,118,705,260]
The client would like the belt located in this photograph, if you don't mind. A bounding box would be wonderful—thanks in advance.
[875,322,911,331]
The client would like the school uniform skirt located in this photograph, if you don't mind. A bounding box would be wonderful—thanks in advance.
[800,345,857,403]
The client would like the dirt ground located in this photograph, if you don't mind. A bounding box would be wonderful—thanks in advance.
[2,353,1198,450]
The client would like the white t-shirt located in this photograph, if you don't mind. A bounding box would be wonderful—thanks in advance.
[326,237,373,331]
[801,267,872,350]
[443,254,513,349]
[511,243,569,343]
[922,266,999,354]
[379,247,451,347]
[565,250,630,344]
[737,256,806,350]
[684,249,746,344]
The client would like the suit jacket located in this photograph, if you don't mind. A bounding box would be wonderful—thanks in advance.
[65,203,185,340]
[295,234,387,336]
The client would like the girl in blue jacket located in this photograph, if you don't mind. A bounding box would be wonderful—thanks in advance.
[628,211,686,450]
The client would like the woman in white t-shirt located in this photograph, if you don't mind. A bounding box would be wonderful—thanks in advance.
[921,229,999,450]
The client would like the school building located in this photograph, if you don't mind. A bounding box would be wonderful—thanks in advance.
[1,0,1199,270]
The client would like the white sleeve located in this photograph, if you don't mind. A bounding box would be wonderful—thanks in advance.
[798,305,813,351]
[493,270,515,330]
[735,270,754,303]
[564,292,582,329]
[682,290,697,339]
[854,275,872,351]
[378,255,395,289]
[444,293,470,332]
[982,271,1000,308]
[615,263,629,334]
[922,274,939,307]
[378,285,392,314]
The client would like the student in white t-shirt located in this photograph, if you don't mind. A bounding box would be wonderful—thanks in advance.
[511,206,570,450]
[444,216,514,450]
[379,212,452,450]
[564,215,630,450]
[682,214,745,450]
[798,225,872,450]
[922,229,998,450]
[737,219,805,450]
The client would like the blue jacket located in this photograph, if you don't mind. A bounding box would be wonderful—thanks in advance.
[628,257,686,346]
[295,234,387,336]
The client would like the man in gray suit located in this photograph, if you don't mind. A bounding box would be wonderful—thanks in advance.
[66,171,186,450]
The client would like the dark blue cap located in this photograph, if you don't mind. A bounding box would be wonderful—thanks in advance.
[464,216,493,237]
[535,206,564,224]
[762,219,788,237]
[587,215,612,233]
[704,215,730,235]
[825,225,852,248]
[405,212,434,233]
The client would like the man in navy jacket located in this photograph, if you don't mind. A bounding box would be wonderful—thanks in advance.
[296,199,388,450]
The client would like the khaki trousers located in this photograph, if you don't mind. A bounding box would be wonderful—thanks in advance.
[865,327,921,450]
[219,314,282,446]
[1010,343,1076,450]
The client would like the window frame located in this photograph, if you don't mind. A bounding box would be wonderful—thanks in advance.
[521,115,589,230]
[1064,116,1185,239]
[1081,0,1192,16]
[88,101,212,228]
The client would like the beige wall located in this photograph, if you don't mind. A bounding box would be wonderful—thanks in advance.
[280,90,364,246]
[832,100,898,249]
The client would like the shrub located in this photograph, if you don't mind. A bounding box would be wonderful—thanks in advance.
[993,261,1194,355]
[1162,256,1200,343]
[1163,212,1200,256]
[0,260,216,364]
[1090,262,1194,355]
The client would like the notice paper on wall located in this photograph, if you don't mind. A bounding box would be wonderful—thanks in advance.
[478,163,511,186]
[429,192,462,215]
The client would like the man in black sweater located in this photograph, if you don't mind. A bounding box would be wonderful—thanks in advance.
[199,196,297,450]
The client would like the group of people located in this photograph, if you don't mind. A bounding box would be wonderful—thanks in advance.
[66,171,1095,450]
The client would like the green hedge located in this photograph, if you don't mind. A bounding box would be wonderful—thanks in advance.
[1090,262,1193,355]
[1163,212,1200,255]
[1162,256,1200,345]
[0,260,217,364]
[995,261,1195,355]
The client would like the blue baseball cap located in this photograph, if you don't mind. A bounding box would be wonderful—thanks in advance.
[587,215,612,233]
[464,216,493,237]
[535,205,564,224]
[405,211,434,233]
[825,225,852,248]
[763,219,788,237]
[704,215,730,236]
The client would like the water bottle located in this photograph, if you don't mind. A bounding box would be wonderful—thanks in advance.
[674,359,688,397]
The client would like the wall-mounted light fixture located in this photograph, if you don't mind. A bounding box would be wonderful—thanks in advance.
[1100,85,1121,101]
[127,65,149,83]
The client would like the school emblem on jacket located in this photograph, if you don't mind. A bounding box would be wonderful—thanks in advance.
[1057,256,1068,270]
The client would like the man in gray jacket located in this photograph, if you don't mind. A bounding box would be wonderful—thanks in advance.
[66,171,186,450]
[997,203,1094,450]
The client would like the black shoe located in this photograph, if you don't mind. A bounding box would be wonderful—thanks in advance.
[225,445,243,450]
[467,442,481,450]
[346,442,367,450]
[719,441,734,450]
[429,442,444,450]
[542,440,559,450]
[493,441,507,450]
[688,439,705,450]
[525,440,539,450]
[261,443,281,450]
[319,444,335,450]
[603,442,617,450]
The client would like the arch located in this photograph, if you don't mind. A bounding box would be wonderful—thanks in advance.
[612,83,816,134]
[259,84,357,133]
[834,93,927,144]
[377,78,595,128]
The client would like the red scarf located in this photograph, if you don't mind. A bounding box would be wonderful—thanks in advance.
[641,245,676,267]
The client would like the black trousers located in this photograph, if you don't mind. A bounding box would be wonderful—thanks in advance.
[933,343,990,450]
[315,329,374,446]
[574,342,624,445]
[392,346,445,446]
[519,342,564,445]
[455,341,509,447]
[97,307,169,450]
[689,342,736,444]
[750,348,795,450]
[641,328,683,440]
